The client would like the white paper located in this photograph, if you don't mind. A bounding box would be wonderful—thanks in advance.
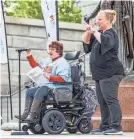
[27,66,49,87]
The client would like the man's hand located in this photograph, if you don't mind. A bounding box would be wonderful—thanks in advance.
[43,66,53,73]
[26,49,32,56]
[44,72,50,80]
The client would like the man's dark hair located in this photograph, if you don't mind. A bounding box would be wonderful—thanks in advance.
[49,41,63,56]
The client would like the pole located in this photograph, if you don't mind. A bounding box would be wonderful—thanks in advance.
[1,0,13,119]
[18,52,21,131]
[55,0,59,41]
[11,50,29,135]
[1,97,2,124]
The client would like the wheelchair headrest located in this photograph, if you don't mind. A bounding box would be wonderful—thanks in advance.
[64,51,81,61]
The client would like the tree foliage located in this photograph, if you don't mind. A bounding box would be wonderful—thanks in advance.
[58,0,82,23]
[4,0,42,19]
[4,0,82,23]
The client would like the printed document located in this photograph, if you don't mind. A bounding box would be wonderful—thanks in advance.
[27,66,48,87]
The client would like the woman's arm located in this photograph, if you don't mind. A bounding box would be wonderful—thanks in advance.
[82,30,92,44]
[92,30,101,43]
[88,19,101,43]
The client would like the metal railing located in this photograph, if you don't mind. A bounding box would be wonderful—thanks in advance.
[0,82,33,124]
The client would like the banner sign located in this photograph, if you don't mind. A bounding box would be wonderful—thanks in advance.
[41,0,58,49]
[0,0,7,64]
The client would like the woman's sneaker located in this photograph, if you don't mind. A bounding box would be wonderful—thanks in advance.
[90,128,104,135]
[103,128,123,135]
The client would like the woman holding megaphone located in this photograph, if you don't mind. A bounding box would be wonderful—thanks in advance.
[82,9,124,135]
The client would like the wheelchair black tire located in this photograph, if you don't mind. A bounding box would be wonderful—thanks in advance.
[28,123,45,134]
[66,127,78,134]
[42,110,66,134]
[22,125,28,132]
[78,118,93,134]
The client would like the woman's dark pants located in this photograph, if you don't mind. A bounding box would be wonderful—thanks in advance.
[95,75,123,131]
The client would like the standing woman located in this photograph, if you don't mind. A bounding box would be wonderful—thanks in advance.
[82,10,124,135]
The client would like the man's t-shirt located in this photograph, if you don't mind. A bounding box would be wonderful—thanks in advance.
[86,28,124,81]
[39,57,72,89]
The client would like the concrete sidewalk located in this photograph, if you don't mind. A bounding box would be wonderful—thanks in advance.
[1,130,134,139]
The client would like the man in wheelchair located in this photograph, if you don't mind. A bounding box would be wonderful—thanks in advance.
[15,41,72,122]
[15,41,98,134]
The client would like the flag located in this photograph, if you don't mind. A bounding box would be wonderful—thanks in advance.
[41,0,59,49]
[0,0,8,64]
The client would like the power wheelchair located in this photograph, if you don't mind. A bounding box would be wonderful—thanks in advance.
[22,51,98,134]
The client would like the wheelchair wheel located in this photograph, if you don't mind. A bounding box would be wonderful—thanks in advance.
[28,123,45,134]
[78,118,93,134]
[42,110,66,134]
[22,125,28,132]
[66,127,78,134]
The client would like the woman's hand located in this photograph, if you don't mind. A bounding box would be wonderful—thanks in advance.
[89,19,96,27]
[84,19,96,33]
[84,24,92,37]
[85,23,92,31]
[89,19,98,33]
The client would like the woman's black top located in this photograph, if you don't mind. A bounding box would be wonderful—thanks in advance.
[84,28,124,81]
